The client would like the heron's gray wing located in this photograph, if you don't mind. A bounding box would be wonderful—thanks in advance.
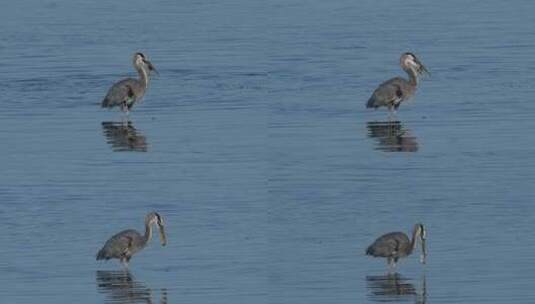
[366,232,404,257]
[101,79,136,108]
[97,229,139,260]
[366,78,404,109]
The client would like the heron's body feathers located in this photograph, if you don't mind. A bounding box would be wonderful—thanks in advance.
[367,77,414,109]
[96,229,145,261]
[366,231,411,258]
[101,79,142,109]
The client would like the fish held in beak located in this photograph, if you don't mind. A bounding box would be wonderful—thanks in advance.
[420,238,427,264]
[418,63,430,77]
[413,57,430,76]
[146,60,159,77]
[158,224,167,246]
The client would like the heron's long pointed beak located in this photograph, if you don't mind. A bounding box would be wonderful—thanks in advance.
[158,224,167,246]
[146,60,159,77]
[420,238,427,264]
[419,64,430,77]
[414,57,430,76]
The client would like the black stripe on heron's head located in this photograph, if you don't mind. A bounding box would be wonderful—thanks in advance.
[136,52,146,59]
[155,212,163,225]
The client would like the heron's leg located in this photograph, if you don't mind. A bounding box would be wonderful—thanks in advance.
[387,106,394,121]
[120,106,130,124]
[386,257,393,273]
[122,111,130,124]
[120,258,129,269]
[120,100,131,117]
[390,105,398,121]
[393,101,401,114]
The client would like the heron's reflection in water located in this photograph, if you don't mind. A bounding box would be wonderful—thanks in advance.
[366,273,426,303]
[96,271,167,304]
[366,121,418,152]
[102,121,148,152]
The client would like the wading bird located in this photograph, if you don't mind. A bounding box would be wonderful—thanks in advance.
[101,52,159,114]
[366,223,427,270]
[96,212,167,268]
[366,53,429,114]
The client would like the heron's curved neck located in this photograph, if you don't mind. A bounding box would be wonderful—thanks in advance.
[135,65,150,89]
[144,222,153,243]
[405,67,418,86]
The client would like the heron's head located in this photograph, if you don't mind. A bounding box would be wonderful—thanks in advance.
[401,52,429,77]
[133,52,159,77]
[146,212,167,246]
[414,223,427,264]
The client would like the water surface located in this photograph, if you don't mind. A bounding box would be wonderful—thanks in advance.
[1,0,535,303]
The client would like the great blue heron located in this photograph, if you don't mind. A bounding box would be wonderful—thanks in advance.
[101,52,159,113]
[96,212,167,268]
[366,53,429,113]
[366,224,427,270]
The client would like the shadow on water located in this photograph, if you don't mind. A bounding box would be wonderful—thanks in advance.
[366,273,426,303]
[96,271,167,304]
[366,121,418,152]
[101,121,148,152]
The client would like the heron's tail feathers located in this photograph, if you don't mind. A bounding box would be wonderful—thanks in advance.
[366,96,378,109]
[366,245,375,256]
[96,248,110,260]
[101,97,111,108]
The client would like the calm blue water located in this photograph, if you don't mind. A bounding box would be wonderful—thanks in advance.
[1,0,535,303]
